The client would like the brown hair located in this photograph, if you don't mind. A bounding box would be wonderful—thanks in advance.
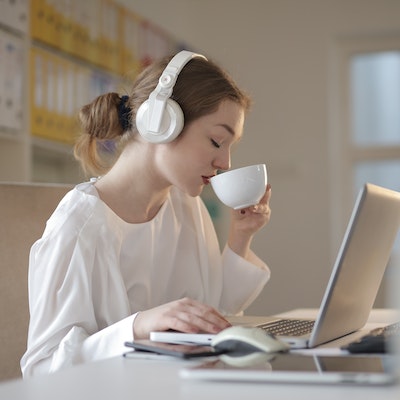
[74,54,251,177]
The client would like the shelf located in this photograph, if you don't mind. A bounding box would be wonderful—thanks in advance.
[31,136,74,156]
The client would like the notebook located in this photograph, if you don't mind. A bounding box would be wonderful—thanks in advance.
[151,183,400,349]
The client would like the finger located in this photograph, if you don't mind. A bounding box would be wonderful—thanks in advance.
[185,300,231,329]
[252,205,271,215]
[259,183,272,204]
[165,311,227,334]
[175,300,231,333]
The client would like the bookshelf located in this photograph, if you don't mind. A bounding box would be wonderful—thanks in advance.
[0,0,182,184]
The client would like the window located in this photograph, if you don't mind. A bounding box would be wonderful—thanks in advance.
[350,51,400,259]
[331,40,400,305]
[351,52,400,149]
[350,51,400,195]
[350,51,400,190]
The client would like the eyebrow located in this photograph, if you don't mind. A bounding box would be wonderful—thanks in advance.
[217,123,235,136]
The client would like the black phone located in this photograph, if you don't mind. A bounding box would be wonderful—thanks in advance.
[124,340,225,359]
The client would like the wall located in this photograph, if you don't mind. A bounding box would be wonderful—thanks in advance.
[116,0,400,315]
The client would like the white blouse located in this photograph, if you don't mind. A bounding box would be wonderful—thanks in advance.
[21,181,270,377]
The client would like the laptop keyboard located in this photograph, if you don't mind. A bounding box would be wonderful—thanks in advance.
[258,319,315,337]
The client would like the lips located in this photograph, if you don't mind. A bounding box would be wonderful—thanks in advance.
[202,175,214,185]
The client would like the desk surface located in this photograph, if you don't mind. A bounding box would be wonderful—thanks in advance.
[1,309,399,400]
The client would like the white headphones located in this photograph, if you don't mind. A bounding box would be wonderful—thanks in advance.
[135,50,207,144]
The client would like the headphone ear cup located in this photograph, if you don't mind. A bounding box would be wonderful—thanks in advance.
[136,99,184,144]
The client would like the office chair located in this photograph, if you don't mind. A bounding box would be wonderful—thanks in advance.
[0,182,71,381]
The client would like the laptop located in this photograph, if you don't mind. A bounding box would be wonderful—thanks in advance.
[151,183,400,349]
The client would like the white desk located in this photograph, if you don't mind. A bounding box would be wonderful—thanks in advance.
[1,309,399,400]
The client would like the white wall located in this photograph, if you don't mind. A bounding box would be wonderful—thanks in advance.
[117,0,400,315]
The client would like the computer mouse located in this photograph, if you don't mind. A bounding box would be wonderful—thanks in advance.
[211,326,290,355]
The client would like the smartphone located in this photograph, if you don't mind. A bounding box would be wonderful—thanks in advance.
[124,340,225,359]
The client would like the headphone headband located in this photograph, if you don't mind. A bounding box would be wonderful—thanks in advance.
[154,51,207,99]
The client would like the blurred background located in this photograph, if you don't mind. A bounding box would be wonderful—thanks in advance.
[1,0,399,315]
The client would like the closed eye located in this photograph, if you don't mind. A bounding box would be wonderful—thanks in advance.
[211,139,221,148]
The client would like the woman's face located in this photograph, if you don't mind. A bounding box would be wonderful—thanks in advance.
[155,99,245,197]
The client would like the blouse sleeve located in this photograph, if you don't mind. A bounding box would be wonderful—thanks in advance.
[197,197,270,315]
[219,245,270,314]
[21,191,134,377]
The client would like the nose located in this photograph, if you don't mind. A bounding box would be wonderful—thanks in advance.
[213,149,231,171]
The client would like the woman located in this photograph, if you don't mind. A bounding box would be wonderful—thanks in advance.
[21,50,272,377]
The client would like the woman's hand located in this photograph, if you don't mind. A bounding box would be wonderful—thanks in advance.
[227,183,272,258]
[132,297,231,339]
